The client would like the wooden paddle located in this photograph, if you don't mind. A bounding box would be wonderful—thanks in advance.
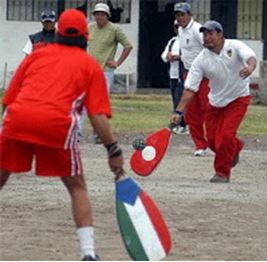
[130,123,177,176]
[115,174,172,260]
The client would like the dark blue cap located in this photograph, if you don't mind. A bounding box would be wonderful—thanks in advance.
[174,2,191,13]
[41,9,56,22]
[200,20,223,33]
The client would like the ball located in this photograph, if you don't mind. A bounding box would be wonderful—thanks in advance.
[132,138,146,150]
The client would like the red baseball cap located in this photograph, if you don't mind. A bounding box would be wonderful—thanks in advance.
[58,9,89,41]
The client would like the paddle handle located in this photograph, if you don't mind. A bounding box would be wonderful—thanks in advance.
[115,168,127,182]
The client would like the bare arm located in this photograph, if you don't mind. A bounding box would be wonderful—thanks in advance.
[106,46,133,68]
[90,114,124,179]
[240,57,257,79]
[171,89,196,125]
[90,114,115,145]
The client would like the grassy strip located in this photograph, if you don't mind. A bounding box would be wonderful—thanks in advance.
[110,94,267,136]
[1,92,266,136]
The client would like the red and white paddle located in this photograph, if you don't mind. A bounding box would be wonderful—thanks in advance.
[130,123,177,176]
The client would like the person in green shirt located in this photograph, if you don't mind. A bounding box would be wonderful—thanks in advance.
[89,2,133,92]
[80,2,133,144]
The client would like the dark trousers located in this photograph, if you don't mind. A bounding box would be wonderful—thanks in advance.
[170,78,186,127]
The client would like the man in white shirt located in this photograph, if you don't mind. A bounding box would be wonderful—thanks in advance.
[174,2,210,156]
[171,20,257,183]
[161,20,187,134]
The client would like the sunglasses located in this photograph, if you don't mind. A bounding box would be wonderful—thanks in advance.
[41,14,55,20]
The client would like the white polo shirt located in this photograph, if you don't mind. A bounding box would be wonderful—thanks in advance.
[185,39,256,107]
[178,18,203,70]
[161,36,180,79]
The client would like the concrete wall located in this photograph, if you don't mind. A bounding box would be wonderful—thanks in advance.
[242,40,263,78]
[0,1,139,91]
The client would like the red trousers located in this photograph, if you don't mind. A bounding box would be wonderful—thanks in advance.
[185,78,210,150]
[205,96,251,178]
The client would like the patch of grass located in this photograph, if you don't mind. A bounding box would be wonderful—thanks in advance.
[110,95,172,132]
[239,105,267,135]
[110,94,267,136]
[1,92,267,137]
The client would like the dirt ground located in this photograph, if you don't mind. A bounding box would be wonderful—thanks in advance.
[1,132,267,261]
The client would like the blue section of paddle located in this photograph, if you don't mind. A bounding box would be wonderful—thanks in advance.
[116,177,141,206]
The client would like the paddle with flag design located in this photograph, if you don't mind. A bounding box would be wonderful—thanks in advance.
[115,175,172,261]
[130,123,177,176]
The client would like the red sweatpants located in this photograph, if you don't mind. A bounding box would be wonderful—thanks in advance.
[205,96,251,179]
[185,78,210,150]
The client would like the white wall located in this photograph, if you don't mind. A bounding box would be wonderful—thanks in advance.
[242,40,263,78]
[0,1,40,88]
[0,0,139,90]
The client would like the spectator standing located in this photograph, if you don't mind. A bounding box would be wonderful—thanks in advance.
[88,2,133,92]
[23,9,56,55]
[161,20,188,134]
[174,2,210,156]
[82,2,133,144]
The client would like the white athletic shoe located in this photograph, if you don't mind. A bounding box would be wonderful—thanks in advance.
[178,126,189,135]
[194,149,207,156]
[172,127,180,135]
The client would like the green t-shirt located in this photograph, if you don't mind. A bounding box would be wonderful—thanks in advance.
[88,21,132,71]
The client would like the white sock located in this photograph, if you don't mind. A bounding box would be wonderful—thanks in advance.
[76,226,95,259]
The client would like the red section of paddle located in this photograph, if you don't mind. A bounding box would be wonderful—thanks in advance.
[130,128,172,176]
[139,190,172,254]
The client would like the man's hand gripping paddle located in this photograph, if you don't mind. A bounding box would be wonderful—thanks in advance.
[130,123,177,176]
[115,171,172,260]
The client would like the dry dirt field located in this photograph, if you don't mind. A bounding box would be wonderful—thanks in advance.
[1,133,267,261]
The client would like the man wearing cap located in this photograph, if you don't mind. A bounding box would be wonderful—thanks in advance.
[89,3,133,92]
[82,2,132,144]
[161,20,188,134]
[23,9,56,55]
[171,20,257,183]
[1,9,124,260]
[174,2,210,156]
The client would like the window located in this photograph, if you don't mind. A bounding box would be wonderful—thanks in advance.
[6,0,86,21]
[7,0,57,21]
[237,0,262,40]
[65,0,85,10]
[6,0,131,23]
[191,0,211,24]
[88,0,131,23]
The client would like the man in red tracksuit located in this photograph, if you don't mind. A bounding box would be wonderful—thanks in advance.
[174,2,210,156]
[172,21,256,183]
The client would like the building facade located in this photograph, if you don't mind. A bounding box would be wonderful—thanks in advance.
[0,0,266,92]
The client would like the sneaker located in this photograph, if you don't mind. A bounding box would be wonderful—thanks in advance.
[209,175,229,183]
[82,255,100,261]
[232,154,239,167]
[172,126,180,135]
[194,149,207,156]
[178,126,189,135]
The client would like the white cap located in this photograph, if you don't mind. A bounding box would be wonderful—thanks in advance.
[93,3,110,17]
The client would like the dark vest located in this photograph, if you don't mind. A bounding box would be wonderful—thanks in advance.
[29,29,56,52]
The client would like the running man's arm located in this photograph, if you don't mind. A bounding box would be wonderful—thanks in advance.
[240,57,257,79]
